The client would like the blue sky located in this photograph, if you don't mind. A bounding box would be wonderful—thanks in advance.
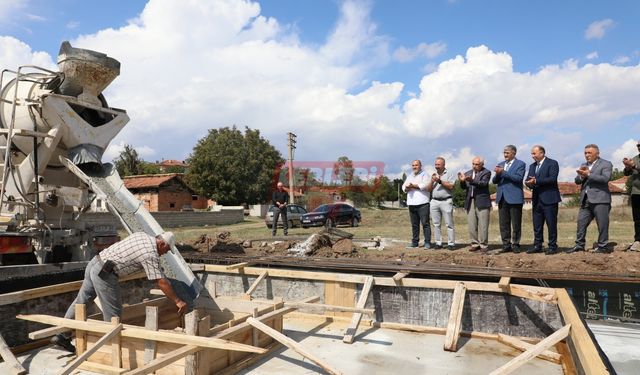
[1,0,639,181]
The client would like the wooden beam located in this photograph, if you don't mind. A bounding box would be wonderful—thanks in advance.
[123,345,201,375]
[78,362,126,375]
[488,324,571,375]
[16,314,267,353]
[58,323,123,375]
[75,304,87,355]
[143,306,158,366]
[197,315,211,375]
[444,282,466,352]
[217,341,281,375]
[497,333,561,364]
[201,265,557,302]
[284,301,375,315]
[247,317,344,375]
[392,272,409,283]
[556,289,610,375]
[226,262,250,270]
[184,310,199,375]
[0,272,145,306]
[245,270,268,296]
[498,277,511,289]
[0,333,27,375]
[343,276,374,344]
[28,326,70,340]
[111,317,122,369]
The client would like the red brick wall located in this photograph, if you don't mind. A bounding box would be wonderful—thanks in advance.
[129,180,208,212]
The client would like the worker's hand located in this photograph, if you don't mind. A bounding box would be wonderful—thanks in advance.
[176,300,188,316]
[494,165,503,174]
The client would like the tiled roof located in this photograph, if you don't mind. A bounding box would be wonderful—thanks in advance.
[158,159,188,167]
[123,174,182,189]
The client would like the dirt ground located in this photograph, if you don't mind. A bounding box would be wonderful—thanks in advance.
[180,229,640,277]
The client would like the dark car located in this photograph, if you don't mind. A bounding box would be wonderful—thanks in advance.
[264,204,308,229]
[300,203,361,228]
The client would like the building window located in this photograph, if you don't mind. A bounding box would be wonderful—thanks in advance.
[169,203,175,208]
[192,195,198,201]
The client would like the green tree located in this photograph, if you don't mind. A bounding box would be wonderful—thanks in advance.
[333,156,354,185]
[114,144,143,176]
[186,126,284,205]
[610,168,625,181]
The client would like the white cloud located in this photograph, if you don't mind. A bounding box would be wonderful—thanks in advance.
[104,141,156,161]
[611,139,638,162]
[25,13,45,22]
[66,20,80,29]
[585,18,615,40]
[392,41,447,62]
[0,36,55,69]
[613,55,630,65]
[586,51,598,60]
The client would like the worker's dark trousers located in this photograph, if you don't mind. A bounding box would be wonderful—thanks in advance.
[62,257,122,338]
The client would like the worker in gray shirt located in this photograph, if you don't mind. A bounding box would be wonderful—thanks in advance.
[429,157,456,250]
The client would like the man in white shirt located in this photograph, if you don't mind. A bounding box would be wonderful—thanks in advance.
[402,160,432,248]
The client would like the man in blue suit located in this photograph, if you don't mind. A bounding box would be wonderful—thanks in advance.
[525,145,562,255]
[493,145,526,253]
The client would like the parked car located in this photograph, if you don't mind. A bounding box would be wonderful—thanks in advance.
[264,204,308,229]
[300,203,361,228]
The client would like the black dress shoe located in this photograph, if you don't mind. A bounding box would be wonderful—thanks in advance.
[496,246,512,254]
[566,246,585,254]
[512,245,521,254]
[594,247,612,254]
[526,247,542,254]
[545,248,558,255]
[447,244,456,251]
[51,333,75,353]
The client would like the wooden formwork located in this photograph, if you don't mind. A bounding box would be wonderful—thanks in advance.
[13,263,613,375]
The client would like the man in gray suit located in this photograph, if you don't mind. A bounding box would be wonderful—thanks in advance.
[568,144,613,254]
[458,157,492,252]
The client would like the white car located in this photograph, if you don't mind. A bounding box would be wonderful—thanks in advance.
[264,204,308,229]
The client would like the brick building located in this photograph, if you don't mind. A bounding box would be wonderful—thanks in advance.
[123,174,208,212]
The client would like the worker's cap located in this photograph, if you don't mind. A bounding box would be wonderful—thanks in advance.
[160,231,176,252]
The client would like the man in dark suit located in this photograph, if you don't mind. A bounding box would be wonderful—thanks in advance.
[458,157,492,252]
[271,182,289,236]
[568,144,613,254]
[493,145,526,253]
[525,145,562,255]
[623,141,640,251]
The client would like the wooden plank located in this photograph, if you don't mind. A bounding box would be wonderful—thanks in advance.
[488,324,571,375]
[143,306,159,366]
[59,323,123,375]
[184,310,199,375]
[78,361,127,375]
[28,326,70,340]
[247,317,344,375]
[0,272,145,306]
[0,333,27,375]
[123,345,200,375]
[75,304,87,355]
[443,282,466,352]
[16,314,267,353]
[111,317,122,369]
[342,276,374,343]
[245,270,268,296]
[392,272,409,283]
[499,277,511,289]
[323,281,355,318]
[556,289,610,375]
[202,265,557,301]
[197,315,211,375]
[284,301,374,314]
[226,262,250,270]
[217,341,280,375]
[497,333,561,363]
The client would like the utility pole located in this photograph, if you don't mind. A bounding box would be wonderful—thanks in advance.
[287,132,297,204]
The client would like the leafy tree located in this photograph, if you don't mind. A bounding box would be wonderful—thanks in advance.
[186,126,284,205]
[114,144,143,176]
[610,168,625,181]
[140,162,162,175]
[333,156,354,185]
[370,175,393,206]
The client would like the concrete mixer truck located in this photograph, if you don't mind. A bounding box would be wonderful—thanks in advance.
[0,41,128,265]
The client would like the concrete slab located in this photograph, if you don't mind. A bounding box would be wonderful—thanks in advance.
[240,316,564,375]
[588,320,640,375]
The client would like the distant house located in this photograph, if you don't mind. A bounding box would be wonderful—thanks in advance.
[123,174,208,212]
[157,159,189,173]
